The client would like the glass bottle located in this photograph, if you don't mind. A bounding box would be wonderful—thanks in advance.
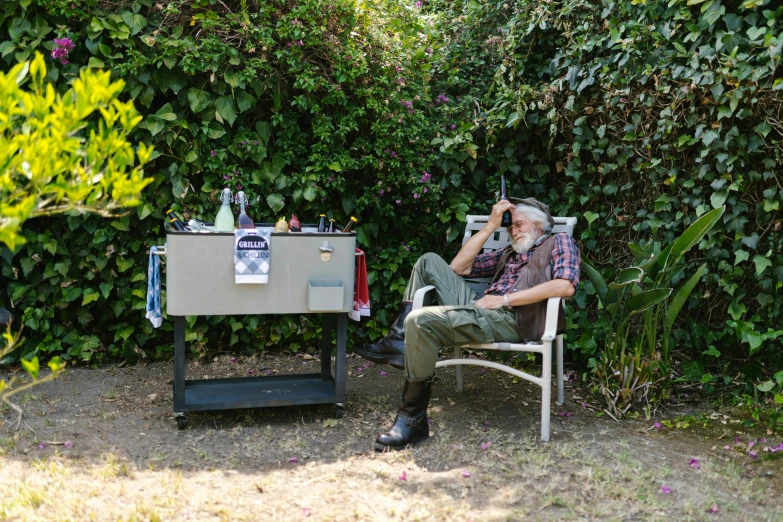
[289,214,301,232]
[317,214,327,232]
[236,191,255,229]
[342,216,358,233]
[166,209,187,231]
[327,219,337,233]
[214,188,235,232]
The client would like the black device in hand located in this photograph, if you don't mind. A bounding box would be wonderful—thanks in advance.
[500,175,513,227]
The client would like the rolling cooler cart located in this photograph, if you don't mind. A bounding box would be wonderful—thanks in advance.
[160,226,356,429]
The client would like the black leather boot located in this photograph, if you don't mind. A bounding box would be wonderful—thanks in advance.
[355,301,412,369]
[375,376,433,451]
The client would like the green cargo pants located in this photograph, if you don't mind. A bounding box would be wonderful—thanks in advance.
[401,253,521,379]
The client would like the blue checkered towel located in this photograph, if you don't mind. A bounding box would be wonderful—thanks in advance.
[146,246,163,328]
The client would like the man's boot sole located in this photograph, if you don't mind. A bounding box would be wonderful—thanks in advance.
[374,431,429,452]
[354,349,404,369]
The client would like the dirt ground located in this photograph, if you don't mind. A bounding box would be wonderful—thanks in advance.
[1,353,782,522]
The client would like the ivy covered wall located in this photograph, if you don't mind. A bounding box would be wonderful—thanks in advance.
[0,0,781,399]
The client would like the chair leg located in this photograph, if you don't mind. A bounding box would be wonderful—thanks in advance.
[556,334,564,405]
[540,341,552,442]
[454,346,463,392]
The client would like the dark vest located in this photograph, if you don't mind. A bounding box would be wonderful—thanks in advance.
[491,235,566,342]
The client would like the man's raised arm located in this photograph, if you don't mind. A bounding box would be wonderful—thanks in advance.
[450,200,516,276]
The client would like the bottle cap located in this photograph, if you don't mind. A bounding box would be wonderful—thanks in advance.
[319,213,326,217]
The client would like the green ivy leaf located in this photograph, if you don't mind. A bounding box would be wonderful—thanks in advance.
[215,96,238,126]
[100,282,114,299]
[188,88,211,113]
[752,254,772,276]
[734,250,749,265]
[61,287,82,303]
[116,257,134,272]
[82,288,100,305]
[583,211,599,224]
[757,380,775,392]
[303,186,317,202]
[266,193,285,213]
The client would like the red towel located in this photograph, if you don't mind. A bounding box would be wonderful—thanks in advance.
[350,248,370,322]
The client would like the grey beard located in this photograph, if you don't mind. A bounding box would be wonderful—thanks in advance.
[511,233,539,254]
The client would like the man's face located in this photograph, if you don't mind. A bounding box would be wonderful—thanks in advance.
[507,210,542,254]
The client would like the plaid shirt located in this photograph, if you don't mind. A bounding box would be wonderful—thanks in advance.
[467,233,581,297]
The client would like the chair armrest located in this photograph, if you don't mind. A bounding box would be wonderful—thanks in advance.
[412,285,436,310]
[541,297,562,342]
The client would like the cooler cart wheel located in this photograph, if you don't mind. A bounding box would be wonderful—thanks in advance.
[334,404,345,419]
[175,414,187,430]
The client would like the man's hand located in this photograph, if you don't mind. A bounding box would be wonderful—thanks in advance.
[474,294,506,310]
[487,200,516,231]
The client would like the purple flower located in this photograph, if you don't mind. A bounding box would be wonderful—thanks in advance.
[481,441,492,451]
[390,151,397,158]
[378,189,385,196]
[38,443,46,449]
[224,175,230,180]
[483,420,489,426]
[230,356,237,363]
[415,1,422,7]
[689,458,700,469]
[297,39,304,46]
[403,245,410,251]
[399,471,407,481]
[288,457,299,463]
[380,371,387,376]
[210,150,217,157]
[303,508,311,517]
[335,85,341,91]
[652,422,662,429]
[707,504,719,513]
[659,485,671,494]
[427,418,433,425]
[248,368,257,376]
[436,94,450,104]
[396,199,401,205]
[423,187,428,193]
[64,440,73,448]
[413,193,419,199]
[749,449,758,459]
[419,171,431,182]
[395,65,402,72]
[461,470,470,478]
[236,184,243,190]
[54,37,75,50]
[450,124,456,130]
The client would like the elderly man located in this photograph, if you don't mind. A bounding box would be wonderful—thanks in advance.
[357,197,581,451]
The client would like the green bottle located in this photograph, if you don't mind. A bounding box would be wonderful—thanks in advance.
[214,188,234,232]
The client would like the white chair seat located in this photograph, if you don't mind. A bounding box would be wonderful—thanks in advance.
[412,215,576,442]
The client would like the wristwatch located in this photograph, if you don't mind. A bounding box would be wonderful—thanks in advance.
[503,294,511,308]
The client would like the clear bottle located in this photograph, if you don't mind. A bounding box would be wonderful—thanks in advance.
[342,216,358,233]
[236,191,255,229]
[214,188,235,232]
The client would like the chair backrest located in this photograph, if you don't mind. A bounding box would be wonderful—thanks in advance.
[462,215,577,295]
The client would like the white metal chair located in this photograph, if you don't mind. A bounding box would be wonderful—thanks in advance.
[411,215,577,442]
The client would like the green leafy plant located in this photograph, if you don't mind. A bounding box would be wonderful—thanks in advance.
[583,207,725,417]
[0,52,153,250]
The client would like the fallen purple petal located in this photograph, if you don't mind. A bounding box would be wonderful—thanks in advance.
[427,418,433,425]
[723,445,731,450]
[707,504,719,513]
[461,470,471,478]
[399,471,407,481]
[303,507,311,517]
[288,457,299,463]
[689,458,700,469]
[230,357,237,363]
[659,485,671,494]
[481,441,492,451]
[380,371,387,376]
[581,402,588,408]
[749,450,758,459]
[38,443,45,449]
[483,420,489,426]
[64,440,73,449]
[653,422,662,429]
[357,367,363,372]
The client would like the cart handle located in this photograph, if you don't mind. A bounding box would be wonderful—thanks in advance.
[152,246,167,256]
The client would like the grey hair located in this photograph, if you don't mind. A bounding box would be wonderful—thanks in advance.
[514,204,553,234]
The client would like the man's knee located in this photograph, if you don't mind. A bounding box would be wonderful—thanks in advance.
[414,252,447,269]
[405,307,446,333]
